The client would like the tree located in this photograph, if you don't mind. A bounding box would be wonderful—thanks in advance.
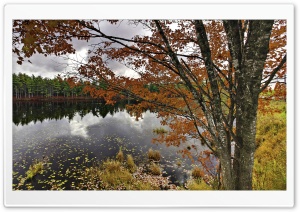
[13,73,21,98]
[52,78,61,97]
[12,20,286,190]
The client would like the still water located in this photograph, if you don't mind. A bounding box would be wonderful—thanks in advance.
[13,101,207,190]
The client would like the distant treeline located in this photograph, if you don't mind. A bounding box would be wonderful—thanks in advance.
[12,73,94,99]
[13,73,159,100]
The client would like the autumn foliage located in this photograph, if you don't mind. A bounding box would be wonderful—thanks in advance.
[13,20,287,190]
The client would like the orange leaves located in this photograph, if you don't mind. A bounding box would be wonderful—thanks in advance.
[13,20,89,64]
[66,77,76,88]
[264,20,287,78]
[179,149,194,161]
[197,150,217,176]
[12,20,287,179]
[274,82,286,101]
[269,20,287,51]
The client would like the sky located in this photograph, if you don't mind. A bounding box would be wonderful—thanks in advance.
[12,20,149,79]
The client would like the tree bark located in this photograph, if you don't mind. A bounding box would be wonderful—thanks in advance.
[234,20,274,189]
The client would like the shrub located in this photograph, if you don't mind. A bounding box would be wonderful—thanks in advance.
[148,148,161,161]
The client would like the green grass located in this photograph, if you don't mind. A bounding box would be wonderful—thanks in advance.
[253,100,286,190]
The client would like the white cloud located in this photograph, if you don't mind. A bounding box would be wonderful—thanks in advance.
[12,20,150,79]
[69,112,102,138]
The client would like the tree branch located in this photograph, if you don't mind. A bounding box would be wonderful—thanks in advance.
[260,54,287,92]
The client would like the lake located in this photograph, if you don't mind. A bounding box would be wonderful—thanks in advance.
[13,101,214,190]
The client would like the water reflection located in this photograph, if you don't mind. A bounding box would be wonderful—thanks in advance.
[13,101,211,190]
[13,101,125,126]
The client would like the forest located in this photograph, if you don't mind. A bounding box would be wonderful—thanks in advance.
[13,73,158,100]
[13,73,90,99]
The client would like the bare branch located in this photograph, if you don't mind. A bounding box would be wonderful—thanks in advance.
[260,54,287,92]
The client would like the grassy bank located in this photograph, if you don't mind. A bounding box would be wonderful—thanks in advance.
[13,96,103,102]
[253,100,286,190]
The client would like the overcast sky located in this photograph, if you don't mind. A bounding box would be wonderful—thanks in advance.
[13,20,150,79]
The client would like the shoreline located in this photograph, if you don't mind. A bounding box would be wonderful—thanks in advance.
[13,96,104,102]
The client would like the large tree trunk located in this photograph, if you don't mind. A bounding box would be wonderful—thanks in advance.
[194,20,273,190]
[232,20,274,190]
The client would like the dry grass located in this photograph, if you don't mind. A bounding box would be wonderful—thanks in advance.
[126,154,137,173]
[153,127,168,134]
[72,150,183,190]
[191,166,202,179]
[147,148,161,161]
[101,168,133,188]
[116,149,124,162]
[102,159,122,173]
[149,162,161,175]
[185,179,212,190]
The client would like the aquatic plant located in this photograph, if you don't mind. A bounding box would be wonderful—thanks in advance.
[25,160,44,180]
[147,148,161,162]
[116,148,124,162]
[176,159,182,167]
[126,154,137,173]
[101,167,133,189]
[153,127,168,134]
[149,162,161,176]
[102,159,122,173]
